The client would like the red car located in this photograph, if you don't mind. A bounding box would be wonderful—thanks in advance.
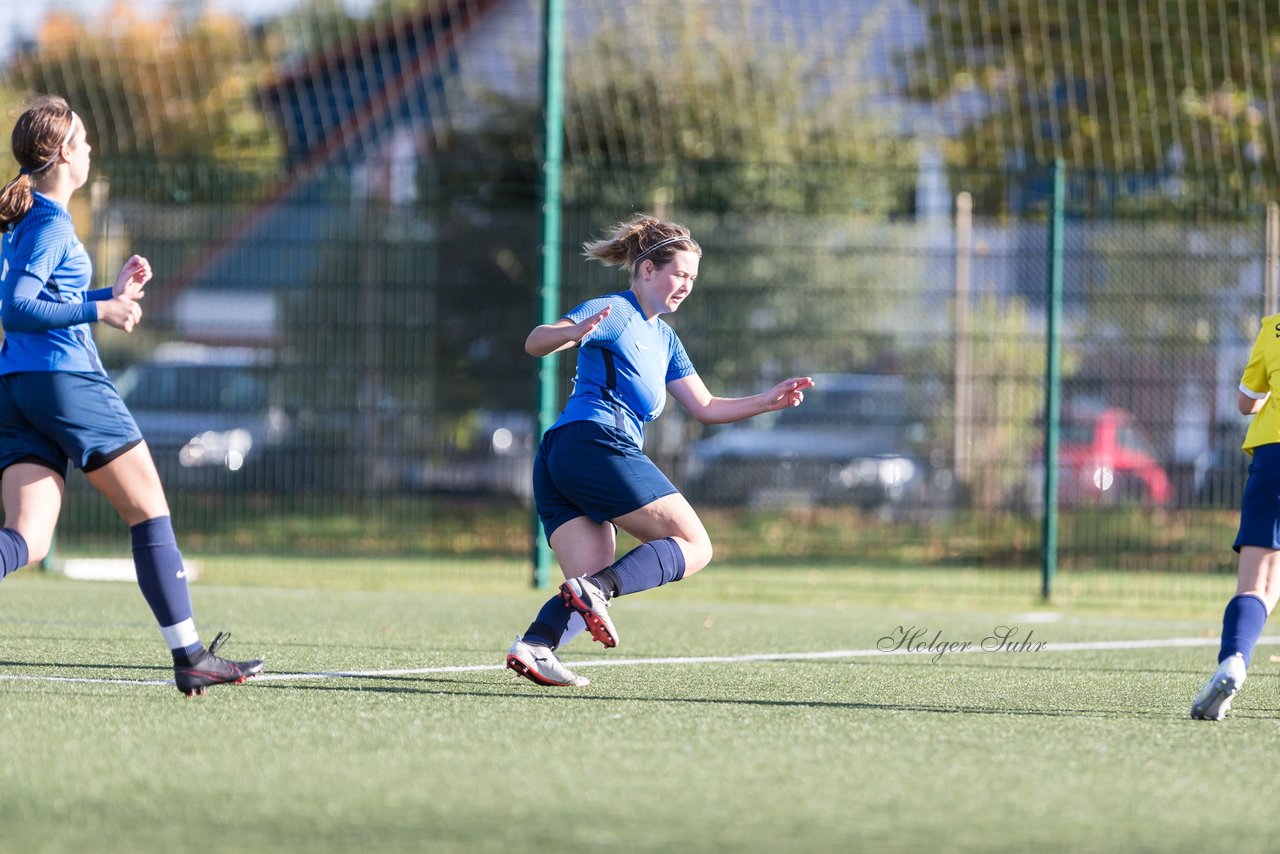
[1053,407,1172,506]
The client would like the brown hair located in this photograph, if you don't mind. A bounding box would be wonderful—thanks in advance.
[0,95,76,232]
[581,214,700,276]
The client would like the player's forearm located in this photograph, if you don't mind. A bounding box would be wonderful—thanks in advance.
[1241,395,1268,415]
[0,294,97,332]
[525,324,580,357]
[3,270,100,331]
[697,394,771,425]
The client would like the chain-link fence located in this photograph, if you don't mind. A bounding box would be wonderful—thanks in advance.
[29,154,1266,601]
[5,0,1279,599]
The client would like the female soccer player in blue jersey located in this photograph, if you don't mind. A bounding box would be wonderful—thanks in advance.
[505,214,814,686]
[0,95,263,696]
[1190,315,1280,719]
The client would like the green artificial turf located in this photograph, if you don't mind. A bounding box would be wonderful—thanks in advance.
[0,569,1274,853]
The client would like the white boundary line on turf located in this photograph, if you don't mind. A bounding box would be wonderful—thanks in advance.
[0,635,1275,688]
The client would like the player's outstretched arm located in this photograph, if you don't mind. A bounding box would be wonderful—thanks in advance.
[669,375,814,425]
[525,306,611,357]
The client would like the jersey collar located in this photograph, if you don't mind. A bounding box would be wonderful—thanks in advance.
[622,288,660,323]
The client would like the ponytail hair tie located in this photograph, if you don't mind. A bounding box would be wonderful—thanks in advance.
[18,166,32,176]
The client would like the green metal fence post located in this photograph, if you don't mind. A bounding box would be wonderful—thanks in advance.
[1042,159,1065,600]
[533,0,566,589]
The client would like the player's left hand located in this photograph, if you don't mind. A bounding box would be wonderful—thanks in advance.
[762,376,815,412]
[114,254,152,300]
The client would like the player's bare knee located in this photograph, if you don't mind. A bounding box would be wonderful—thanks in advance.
[680,535,713,575]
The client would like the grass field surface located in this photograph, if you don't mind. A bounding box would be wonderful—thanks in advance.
[1,566,1276,853]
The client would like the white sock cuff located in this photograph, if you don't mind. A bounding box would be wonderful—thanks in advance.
[160,618,199,651]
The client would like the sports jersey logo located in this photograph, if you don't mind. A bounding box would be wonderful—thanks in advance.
[635,339,651,351]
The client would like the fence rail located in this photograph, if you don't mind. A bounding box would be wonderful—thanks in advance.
[19,158,1268,599]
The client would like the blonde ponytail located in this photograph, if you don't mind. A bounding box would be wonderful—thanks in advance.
[582,213,700,275]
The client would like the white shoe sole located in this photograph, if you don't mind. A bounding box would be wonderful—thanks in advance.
[505,650,589,688]
[1190,678,1239,721]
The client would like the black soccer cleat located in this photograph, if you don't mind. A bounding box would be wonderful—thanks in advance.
[173,632,265,697]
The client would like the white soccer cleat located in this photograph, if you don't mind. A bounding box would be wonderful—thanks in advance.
[560,576,620,649]
[1190,652,1247,721]
[505,637,589,687]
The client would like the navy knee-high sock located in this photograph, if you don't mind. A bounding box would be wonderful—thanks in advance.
[591,538,687,599]
[0,528,29,580]
[523,595,575,650]
[523,539,689,648]
[1219,593,1269,667]
[131,517,202,662]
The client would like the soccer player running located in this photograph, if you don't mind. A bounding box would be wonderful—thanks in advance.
[505,214,813,686]
[1191,315,1280,719]
[0,95,263,696]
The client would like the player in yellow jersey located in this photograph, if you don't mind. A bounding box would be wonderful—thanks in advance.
[1191,314,1280,719]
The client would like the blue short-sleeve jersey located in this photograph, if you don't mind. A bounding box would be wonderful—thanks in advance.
[0,193,103,375]
[550,290,696,448]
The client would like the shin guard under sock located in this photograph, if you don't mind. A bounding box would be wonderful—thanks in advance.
[131,516,202,661]
[597,537,687,598]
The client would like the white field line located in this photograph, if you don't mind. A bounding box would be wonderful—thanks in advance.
[0,635,1275,688]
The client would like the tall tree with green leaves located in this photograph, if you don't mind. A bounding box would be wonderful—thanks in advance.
[3,6,283,201]
[904,0,1280,182]
[452,0,932,394]
[906,1,1267,474]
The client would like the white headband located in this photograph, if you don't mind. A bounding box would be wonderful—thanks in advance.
[22,111,79,176]
[634,235,690,263]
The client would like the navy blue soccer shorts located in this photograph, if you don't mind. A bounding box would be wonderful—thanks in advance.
[533,420,679,539]
[1234,442,1280,552]
[0,371,144,476]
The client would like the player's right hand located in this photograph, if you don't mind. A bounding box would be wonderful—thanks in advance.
[571,306,610,343]
[98,294,143,332]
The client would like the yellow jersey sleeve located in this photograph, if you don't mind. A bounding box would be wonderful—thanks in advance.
[1241,314,1280,453]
